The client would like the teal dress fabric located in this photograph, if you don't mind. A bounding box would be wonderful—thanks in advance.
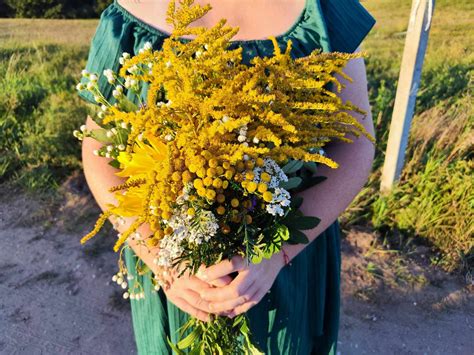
[80,1,375,354]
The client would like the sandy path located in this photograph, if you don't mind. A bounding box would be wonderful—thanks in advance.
[0,178,472,354]
[0,186,135,354]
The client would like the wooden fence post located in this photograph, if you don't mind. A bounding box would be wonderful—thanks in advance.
[380,0,435,193]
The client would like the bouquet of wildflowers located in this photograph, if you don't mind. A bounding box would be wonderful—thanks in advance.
[75,0,373,353]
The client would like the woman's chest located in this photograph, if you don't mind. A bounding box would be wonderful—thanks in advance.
[116,0,307,41]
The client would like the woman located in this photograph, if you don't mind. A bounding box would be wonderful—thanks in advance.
[80,0,376,353]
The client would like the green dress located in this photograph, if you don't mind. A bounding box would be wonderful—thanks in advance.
[79,1,375,353]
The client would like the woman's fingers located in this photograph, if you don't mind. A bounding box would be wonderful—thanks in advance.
[208,292,252,313]
[226,287,266,318]
[201,271,254,302]
[185,275,215,293]
[209,275,233,287]
[198,256,247,282]
[180,289,212,313]
[171,296,210,322]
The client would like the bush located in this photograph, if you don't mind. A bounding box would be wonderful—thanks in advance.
[343,62,473,272]
[0,45,91,190]
[2,0,112,18]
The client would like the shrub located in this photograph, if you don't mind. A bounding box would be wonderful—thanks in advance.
[3,0,112,19]
[343,62,473,272]
[0,45,91,190]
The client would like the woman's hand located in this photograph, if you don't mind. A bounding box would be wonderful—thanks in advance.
[197,253,286,318]
[160,263,233,322]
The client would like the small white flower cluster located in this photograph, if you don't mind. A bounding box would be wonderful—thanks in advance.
[248,158,291,216]
[103,68,115,84]
[237,125,248,144]
[127,64,139,74]
[112,84,124,99]
[157,100,173,108]
[72,124,88,141]
[252,158,289,189]
[119,52,131,65]
[112,271,141,300]
[124,77,139,90]
[111,260,146,301]
[128,291,145,300]
[112,216,126,230]
[76,69,99,92]
[139,41,153,54]
[266,187,291,216]
[155,207,219,268]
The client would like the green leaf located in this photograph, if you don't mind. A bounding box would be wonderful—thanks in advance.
[189,346,202,355]
[299,176,327,190]
[290,196,304,209]
[177,327,202,349]
[288,229,310,244]
[284,216,320,230]
[262,242,280,259]
[250,248,264,264]
[108,159,120,169]
[275,224,290,241]
[90,128,113,143]
[118,98,139,112]
[280,177,302,190]
[167,337,185,355]
[303,161,318,173]
[282,159,304,174]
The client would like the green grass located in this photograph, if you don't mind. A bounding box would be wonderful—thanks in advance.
[344,0,474,272]
[0,41,92,189]
[0,0,472,270]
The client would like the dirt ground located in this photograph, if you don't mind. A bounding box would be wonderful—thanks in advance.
[0,176,472,354]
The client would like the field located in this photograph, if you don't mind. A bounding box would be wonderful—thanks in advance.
[0,0,472,353]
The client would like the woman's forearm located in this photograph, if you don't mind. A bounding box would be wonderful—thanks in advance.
[282,55,376,261]
[82,116,158,271]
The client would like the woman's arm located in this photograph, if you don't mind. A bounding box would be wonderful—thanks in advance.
[283,52,375,260]
[197,53,375,316]
[82,116,157,266]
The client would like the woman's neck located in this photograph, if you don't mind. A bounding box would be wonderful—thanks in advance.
[116,0,306,41]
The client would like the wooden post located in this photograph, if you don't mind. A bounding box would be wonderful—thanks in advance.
[380,0,435,193]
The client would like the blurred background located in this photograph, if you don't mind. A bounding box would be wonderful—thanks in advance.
[0,0,472,353]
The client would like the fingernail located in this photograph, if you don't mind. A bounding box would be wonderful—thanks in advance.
[208,303,214,311]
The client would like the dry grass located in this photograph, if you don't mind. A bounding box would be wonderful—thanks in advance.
[363,0,473,68]
[0,18,98,47]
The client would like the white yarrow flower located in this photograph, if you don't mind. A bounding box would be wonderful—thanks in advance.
[143,41,153,51]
